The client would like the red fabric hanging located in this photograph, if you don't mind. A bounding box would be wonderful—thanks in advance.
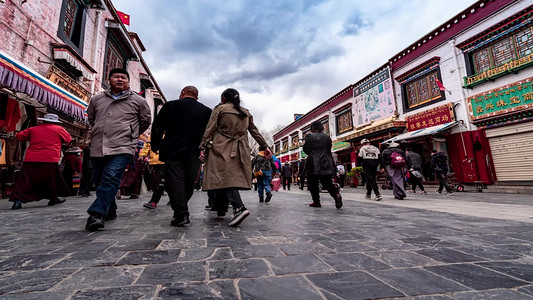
[0,95,21,132]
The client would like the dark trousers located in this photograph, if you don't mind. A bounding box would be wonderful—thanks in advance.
[364,167,380,196]
[307,174,338,204]
[410,169,425,192]
[282,176,291,190]
[214,188,244,211]
[207,190,216,207]
[337,174,346,188]
[88,154,132,217]
[165,159,202,218]
[436,171,452,193]
[150,165,165,204]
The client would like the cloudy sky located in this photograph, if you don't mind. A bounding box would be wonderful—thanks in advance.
[112,0,477,132]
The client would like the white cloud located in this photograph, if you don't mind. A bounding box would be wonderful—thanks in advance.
[113,0,477,131]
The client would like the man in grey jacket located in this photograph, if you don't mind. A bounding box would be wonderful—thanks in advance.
[85,68,151,231]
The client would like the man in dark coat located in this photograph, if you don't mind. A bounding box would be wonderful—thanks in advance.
[151,86,212,226]
[281,162,293,190]
[431,150,453,195]
[302,121,342,209]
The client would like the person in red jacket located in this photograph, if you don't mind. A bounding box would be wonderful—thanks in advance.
[10,113,72,209]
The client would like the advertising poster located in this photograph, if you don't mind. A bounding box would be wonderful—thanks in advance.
[353,67,395,127]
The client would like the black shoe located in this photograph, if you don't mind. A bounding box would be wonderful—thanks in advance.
[259,196,264,202]
[334,193,343,209]
[171,215,191,227]
[11,201,22,210]
[103,211,117,221]
[229,206,250,227]
[205,205,212,210]
[86,215,105,231]
[48,198,66,206]
[265,192,272,203]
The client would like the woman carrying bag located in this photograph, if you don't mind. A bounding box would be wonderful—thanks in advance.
[252,146,277,203]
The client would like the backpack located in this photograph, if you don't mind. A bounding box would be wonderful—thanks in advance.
[390,151,406,169]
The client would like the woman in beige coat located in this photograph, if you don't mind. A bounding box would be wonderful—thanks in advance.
[199,88,269,226]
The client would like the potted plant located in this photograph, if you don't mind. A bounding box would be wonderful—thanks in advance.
[346,167,363,187]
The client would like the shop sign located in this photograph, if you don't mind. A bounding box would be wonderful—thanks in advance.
[464,53,533,88]
[289,153,299,161]
[406,103,455,131]
[332,140,351,151]
[280,155,289,163]
[468,76,533,121]
[300,151,307,159]
[46,65,91,103]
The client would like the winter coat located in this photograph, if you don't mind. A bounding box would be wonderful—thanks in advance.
[431,152,448,173]
[16,123,71,162]
[406,151,423,170]
[302,132,336,176]
[358,144,381,169]
[252,152,276,172]
[382,147,406,167]
[200,103,268,190]
[150,97,212,161]
[87,89,151,157]
[281,164,293,177]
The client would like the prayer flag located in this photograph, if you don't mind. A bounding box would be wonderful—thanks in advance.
[117,11,130,26]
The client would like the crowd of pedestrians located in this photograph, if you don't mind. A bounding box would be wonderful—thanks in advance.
[7,68,457,232]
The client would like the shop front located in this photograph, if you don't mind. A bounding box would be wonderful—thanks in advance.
[468,76,533,184]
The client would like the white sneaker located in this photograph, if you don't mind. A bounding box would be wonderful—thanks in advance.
[375,195,382,201]
[446,192,454,196]
[229,206,250,227]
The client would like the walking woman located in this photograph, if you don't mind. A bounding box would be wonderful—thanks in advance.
[10,114,71,209]
[200,88,270,226]
[252,146,277,202]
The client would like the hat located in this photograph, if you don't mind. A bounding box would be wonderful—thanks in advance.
[360,138,370,145]
[37,113,62,124]
[65,146,82,153]
[389,141,399,147]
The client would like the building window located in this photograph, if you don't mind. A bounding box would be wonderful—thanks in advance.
[335,108,353,135]
[290,135,299,150]
[274,143,280,155]
[57,0,86,55]
[404,70,443,109]
[102,41,126,85]
[472,26,533,74]
[282,139,289,153]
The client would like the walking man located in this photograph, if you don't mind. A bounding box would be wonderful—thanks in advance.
[281,162,293,190]
[405,147,426,194]
[431,150,454,195]
[336,162,346,190]
[151,86,212,226]
[303,121,342,209]
[358,139,382,201]
[381,141,407,200]
[85,68,151,231]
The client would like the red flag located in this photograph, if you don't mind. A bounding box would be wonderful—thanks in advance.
[435,78,446,92]
[117,11,130,26]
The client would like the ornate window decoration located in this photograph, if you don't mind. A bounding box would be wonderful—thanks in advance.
[458,7,533,88]
[57,0,87,55]
[334,105,353,135]
[281,139,289,153]
[102,41,126,85]
[396,57,444,111]
[290,134,299,150]
[274,142,281,156]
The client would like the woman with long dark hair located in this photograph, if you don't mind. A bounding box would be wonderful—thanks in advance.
[200,88,269,226]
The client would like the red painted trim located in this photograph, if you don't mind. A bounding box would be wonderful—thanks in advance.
[332,103,352,114]
[390,0,515,71]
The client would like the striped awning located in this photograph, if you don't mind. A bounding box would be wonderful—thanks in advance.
[383,121,458,144]
[0,50,88,122]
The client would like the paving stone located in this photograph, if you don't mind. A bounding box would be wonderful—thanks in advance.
[518,285,533,297]
[318,239,376,253]
[451,289,533,299]
[0,269,75,294]
[53,241,116,253]
[366,250,440,268]
[478,261,533,282]
[0,291,72,299]
[179,247,217,261]
[401,237,459,248]
[494,244,533,256]
[158,281,238,299]
[267,254,332,275]
[208,258,271,279]
[136,262,207,284]
[115,249,182,265]
[50,251,126,268]
[71,285,157,299]
[425,264,529,290]
[157,238,207,250]
[277,242,334,255]
[107,240,163,251]
[239,276,323,300]
[369,267,469,296]
[209,247,234,260]
[307,271,405,299]
[232,244,283,259]
[55,266,144,291]
[319,252,390,271]
[0,253,67,271]
[416,248,485,263]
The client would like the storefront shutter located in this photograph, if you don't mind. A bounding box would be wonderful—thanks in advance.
[486,123,533,182]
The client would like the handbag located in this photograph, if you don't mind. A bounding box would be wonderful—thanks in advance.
[253,154,270,177]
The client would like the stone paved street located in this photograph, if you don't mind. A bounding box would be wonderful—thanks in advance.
[1,187,532,299]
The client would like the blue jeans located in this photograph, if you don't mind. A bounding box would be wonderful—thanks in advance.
[88,154,132,217]
[257,171,272,196]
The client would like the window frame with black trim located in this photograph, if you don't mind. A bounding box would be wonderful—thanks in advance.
[57,0,87,55]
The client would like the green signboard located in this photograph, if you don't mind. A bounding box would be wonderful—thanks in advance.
[469,78,533,121]
[332,141,351,151]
